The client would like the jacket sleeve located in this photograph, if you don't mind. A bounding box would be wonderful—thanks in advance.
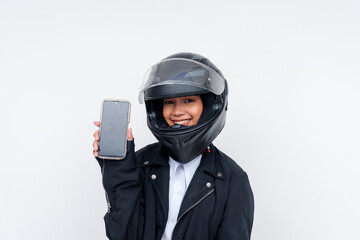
[216,171,254,240]
[96,140,144,240]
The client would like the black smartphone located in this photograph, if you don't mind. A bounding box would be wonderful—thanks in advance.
[98,99,131,160]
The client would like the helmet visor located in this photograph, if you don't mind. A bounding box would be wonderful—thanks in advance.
[139,58,225,103]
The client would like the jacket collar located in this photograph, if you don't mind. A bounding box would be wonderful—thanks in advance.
[138,144,169,167]
[139,143,225,180]
[198,144,225,180]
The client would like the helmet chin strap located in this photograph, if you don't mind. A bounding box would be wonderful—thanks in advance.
[201,147,211,155]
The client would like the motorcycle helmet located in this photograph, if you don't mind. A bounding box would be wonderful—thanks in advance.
[138,52,228,163]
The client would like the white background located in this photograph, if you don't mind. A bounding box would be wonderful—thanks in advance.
[1,0,359,239]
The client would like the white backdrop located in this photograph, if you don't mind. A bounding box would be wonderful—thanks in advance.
[1,0,359,239]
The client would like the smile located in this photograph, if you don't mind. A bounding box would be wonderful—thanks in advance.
[173,119,191,125]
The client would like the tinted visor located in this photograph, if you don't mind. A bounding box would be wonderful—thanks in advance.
[139,58,225,103]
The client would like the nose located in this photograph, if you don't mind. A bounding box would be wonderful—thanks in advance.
[172,102,185,116]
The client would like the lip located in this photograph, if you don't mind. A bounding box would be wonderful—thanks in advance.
[172,119,192,126]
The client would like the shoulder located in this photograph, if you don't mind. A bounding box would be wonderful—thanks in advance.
[212,145,254,201]
[211,145,248,180]
[212,145,246,174]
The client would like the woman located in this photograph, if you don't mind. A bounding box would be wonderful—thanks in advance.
[93,52,254,240]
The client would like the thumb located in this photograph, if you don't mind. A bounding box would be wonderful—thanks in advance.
[127,128,134,141]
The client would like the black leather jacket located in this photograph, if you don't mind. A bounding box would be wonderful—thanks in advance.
[97,141,254,240]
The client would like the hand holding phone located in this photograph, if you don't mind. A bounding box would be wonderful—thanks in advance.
[93,123,133,158]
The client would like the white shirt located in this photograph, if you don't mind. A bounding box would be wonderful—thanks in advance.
[161,155,202,240]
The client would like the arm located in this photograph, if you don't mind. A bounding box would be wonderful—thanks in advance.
[93,122,143,240]
[216,172,255,240]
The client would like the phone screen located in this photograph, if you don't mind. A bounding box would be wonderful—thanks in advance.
[98,100,130,160]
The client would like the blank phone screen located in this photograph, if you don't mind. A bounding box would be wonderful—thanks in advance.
[99,100,130,159]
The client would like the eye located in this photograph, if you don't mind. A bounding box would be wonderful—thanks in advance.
[163,100,173,104]
[184,98,195,103]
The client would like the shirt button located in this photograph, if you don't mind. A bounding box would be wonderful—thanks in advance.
[206,182,211,188]
[144,161,149,165]
[217,172,222,177]
[151,174,157,180]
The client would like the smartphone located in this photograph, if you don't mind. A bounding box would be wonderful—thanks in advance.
[98,99,131,160]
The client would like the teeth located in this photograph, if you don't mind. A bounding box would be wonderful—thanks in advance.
[174,119,190,125]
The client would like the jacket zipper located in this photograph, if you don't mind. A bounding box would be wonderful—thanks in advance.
[171,188,214,240]
[102,160,111,213]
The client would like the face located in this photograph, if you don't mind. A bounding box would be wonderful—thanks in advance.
[163,95,203,126]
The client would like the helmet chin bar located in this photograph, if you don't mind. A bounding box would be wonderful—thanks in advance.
[149,106,227,164]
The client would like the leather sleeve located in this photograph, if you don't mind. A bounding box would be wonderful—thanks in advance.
[97,140,144,240]
[215,171,254,240]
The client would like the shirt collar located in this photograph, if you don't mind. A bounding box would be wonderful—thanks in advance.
[169,155,202,188]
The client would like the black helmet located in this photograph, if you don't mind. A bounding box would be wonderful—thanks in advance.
[139,52,228,163]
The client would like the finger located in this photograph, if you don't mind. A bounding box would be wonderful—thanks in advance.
[93,140,99,151]
[93,150,98,157]
[93,141,99,157]
[93,121,100,127]
[93,130,100,140]
[127,128,134,141]
[93,121,101,157]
